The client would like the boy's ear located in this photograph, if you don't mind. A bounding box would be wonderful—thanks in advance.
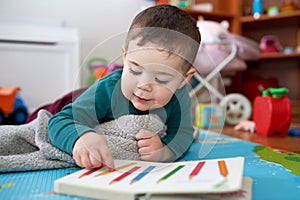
[121,46,126,61]
[178,67,196,89]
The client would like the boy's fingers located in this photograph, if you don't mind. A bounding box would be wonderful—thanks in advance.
[73,149,88,168]
[138,146,151,155]
[81,154,93,168]
[136,129,155,140]
[73,155,83,168]
[89,151,103,168]
[137,139,149,148]
[100,146,115,170]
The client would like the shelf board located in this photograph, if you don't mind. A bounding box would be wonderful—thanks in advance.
[182,8,235,19]
[240,10,300,23]
[260,52,300,60]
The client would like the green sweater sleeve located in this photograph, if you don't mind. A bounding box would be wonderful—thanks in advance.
[48,71,121,154]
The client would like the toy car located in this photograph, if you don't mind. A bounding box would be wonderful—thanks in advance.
[0,87,28,124]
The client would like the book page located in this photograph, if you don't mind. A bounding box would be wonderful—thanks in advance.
[55,157,244,198]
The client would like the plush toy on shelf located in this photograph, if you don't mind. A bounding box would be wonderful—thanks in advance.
[281,0,296,13]
[260,35,281,53]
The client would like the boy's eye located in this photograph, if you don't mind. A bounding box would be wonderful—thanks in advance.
[155,78,169,84]
[129,67,142,75]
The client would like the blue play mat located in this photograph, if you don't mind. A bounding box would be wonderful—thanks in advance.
[1,130,300,200]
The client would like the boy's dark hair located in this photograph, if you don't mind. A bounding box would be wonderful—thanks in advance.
[125,4,201,71]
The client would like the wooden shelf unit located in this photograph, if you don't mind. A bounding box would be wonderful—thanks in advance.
[183,0,300,100]
[240,8,300,49]
[240,1,300,100]
[182,8,235,20]
[240,9,300,23]
[183,0,241,34]
[260,52,300,60]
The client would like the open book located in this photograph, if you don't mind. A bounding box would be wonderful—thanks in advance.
[54,157,245,200]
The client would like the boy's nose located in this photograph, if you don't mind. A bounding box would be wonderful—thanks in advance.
[137,82,152,92]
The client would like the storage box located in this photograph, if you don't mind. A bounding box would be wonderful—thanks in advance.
[195,104,225,128]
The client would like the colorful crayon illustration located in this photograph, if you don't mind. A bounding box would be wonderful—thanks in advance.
[218,160,228,177]
[109,166,141,184]
[157,165,185,183]
[85,160,231,186]
[95,162,136,177]
[79,166,103,178]
[130,166,156,184]
[189,161,206,179]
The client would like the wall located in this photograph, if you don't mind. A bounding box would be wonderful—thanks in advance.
[0,0,154,86]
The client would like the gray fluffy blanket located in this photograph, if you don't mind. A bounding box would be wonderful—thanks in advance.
[0,110,166,173]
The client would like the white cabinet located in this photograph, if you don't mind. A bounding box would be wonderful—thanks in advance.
[0,24,80,112]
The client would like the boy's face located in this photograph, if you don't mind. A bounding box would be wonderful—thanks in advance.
[121,40,194,111]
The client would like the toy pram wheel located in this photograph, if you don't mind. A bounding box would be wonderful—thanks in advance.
[220,93,252,125]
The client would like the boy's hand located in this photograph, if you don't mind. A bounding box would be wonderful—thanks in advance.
[73,132,114,169]
[136,129,174,162]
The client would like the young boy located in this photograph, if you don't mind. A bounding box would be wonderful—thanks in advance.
[48,4,201,169]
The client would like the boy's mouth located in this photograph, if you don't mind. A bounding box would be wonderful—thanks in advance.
[133,94,150,102]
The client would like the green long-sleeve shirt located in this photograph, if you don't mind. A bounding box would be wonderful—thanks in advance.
[48,70,194,160]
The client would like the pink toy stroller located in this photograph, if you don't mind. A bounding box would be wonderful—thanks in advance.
[191,20,260,125]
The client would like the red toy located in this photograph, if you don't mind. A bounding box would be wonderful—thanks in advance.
[253,88,291,137]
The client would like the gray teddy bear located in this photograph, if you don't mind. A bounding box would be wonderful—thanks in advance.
[0,110,166,173]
